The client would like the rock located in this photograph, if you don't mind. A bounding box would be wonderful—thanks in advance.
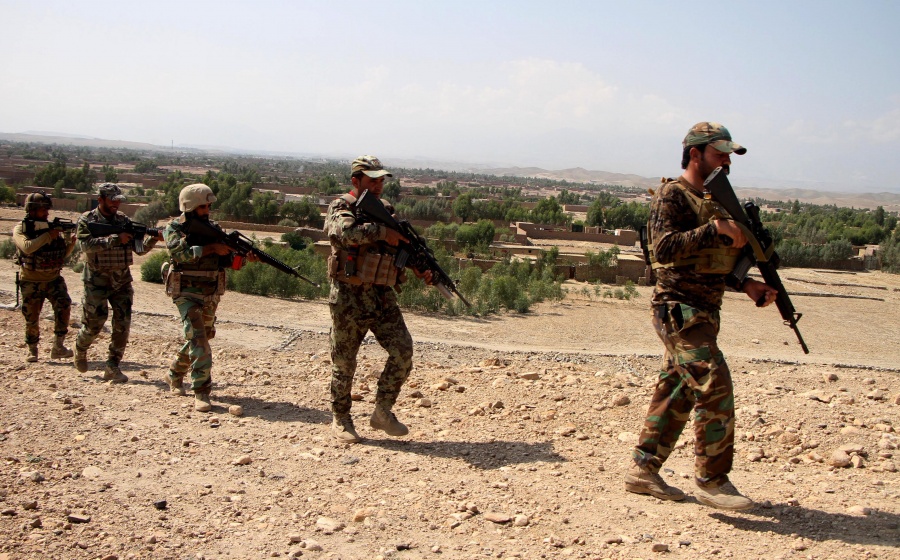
[289,534,303,543]
[747,448,765,462]
[416,398,432,408]
[847,505,872,516]
[1,509,15,516]
[840,426,860,435]
[513,514,530,527]
[518,372,541,380]
[611,393,630,406]
[867,389,886,401]
[483,512,511,523]
[228,405,243,417]
[81,466,104,480]
[232,455,252,466]
[862,377,876,385]
[22,471,44,483]
[652,543,669,552]
[153,500,167,510]
[617,432,638,444]
[353,508,375,522]
[823,373,839,382]
[604,536,623,544]
[893,394,900,405]
[431,382,450,391]
[557,424,577,436]
[22,501,37,511]
[779,432,801,446]
[829,450,851,468]
[316,516,345,533]
[851,455,866,469]
[67,514,91,524]
[838,443,865,454]
[302,539,323,551]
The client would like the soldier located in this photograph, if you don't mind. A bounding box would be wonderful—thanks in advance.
[12,192,77,363]
[325,155,431,443]
[625,122,778,511]
[162,184,256,412]
[74,183,163,382]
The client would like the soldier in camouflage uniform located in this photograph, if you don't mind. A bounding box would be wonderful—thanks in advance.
[625,123,778,511]
[326,155,432,443]
[12,192,77,363]
[163,184,256,412]
[74,184,162,382]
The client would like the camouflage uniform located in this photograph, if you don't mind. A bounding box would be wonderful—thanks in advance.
[326,195,414,416]
[75,208,158,367]
[633,176,738,488]
[12,220,76,345]
[164,216,234,394]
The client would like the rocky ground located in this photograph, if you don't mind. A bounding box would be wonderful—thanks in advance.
[0,227,898,559]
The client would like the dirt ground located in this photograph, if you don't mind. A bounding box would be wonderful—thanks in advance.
[0,214,899,559]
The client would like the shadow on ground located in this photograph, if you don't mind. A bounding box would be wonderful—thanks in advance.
[363,437,565,469]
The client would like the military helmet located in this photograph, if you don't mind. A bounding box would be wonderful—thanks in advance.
[24,191,53,212]
[179,183,217,212]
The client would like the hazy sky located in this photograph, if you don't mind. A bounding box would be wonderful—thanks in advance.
[2,1,899,191]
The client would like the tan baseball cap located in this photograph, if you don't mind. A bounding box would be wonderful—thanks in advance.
[351,155,393,178]
[683,122,747,155]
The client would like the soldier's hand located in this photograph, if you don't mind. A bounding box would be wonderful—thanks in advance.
[413,268,434,285]
[246,252,261,262]
[119,233,133,245]
[743,279,777,307]
[382,228,407,247]
[47,229,60,240]
[203,243,233,256]
[714,219,747,248]
[156,231,165,241]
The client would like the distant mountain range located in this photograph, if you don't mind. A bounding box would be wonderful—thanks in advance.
[2,131,898,210]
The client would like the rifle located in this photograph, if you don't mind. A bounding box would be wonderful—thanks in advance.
[86,221,162,253]
[703,167,809,354]
[182,218,319,287]
[355,190,472,308]
[24,217,77,234]
[15,271,20,309]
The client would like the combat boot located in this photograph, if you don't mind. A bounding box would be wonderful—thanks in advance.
[694,480,754,511]
[25,344,38,363]
[624,463,685,501]
[102,363,129,384]
[194,391,212,412]
[167,373,186,396]
[73,348,88,373]
[331,413,362,443]
[370,404,409,437]
[50,336,74,359]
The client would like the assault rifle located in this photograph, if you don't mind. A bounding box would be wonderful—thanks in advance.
[86,221,162,253]
[182,218,319,287]
[355,190,472,308]
[703,167,809,354]
[24,217,77,234]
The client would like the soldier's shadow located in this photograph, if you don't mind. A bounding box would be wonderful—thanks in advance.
[710,506,900,547]
[361,438,565,469]
[211,393,331,424]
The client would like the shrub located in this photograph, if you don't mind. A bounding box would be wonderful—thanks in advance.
[140,251,169,283]
[134,201,169,227]
[0,239,16,259]
[281,231,309,250]
[227,244,328,299]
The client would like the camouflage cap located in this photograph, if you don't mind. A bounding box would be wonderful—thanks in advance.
[98,183,126,201]
[683,122,747,155]
[179,183,217,212]
[351,155,393,178]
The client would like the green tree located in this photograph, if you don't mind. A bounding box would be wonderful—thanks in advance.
[383,180,402,202]
[452,192,475,222]
[101,164,118,183]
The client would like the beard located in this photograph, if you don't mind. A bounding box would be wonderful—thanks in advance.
[187,211,211,223]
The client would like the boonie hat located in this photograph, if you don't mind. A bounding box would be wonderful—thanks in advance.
[98,183,126,201]
[683,122,747,155]
[179,184,217,212]
[351,155,393,178]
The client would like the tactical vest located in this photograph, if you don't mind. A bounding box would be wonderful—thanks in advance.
[163,219,227,300]
[16,220,68,271]
[327,194,400,287]
[84,211,134,271]
[648,178,742,275]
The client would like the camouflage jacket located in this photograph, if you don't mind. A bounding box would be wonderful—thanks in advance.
[164,216,234,297]
[77,208,158,288]
[324,193,395,305]
[649,177,728,312]
[12,220,76,282]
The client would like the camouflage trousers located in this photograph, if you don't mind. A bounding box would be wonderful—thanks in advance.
[168,296,219,393]
[633,302,735,487]
[19,276,71,345]
[75,281,133,366]
[329,290,413,415]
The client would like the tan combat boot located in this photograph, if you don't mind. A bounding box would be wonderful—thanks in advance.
[102,364,129,384]
[167,373,186,396]
[370,404,409,437]
[331,413,362,443]
[25,344,38,363]
[73,348,88,373]
[50,336,74,359]
[624,463,686,501]
[194,392,212,412]
[694,481,754,511]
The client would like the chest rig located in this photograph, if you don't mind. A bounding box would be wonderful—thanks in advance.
[648,178,743,274]
[327,194,400,287]
[16,220,68,271]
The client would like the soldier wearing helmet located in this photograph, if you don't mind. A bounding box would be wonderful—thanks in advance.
[161,183,256,412]
[73,183,163,382]
[12,191,77,363]
[625,122,777,511]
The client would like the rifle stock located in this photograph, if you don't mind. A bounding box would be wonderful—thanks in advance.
[703,167,809,354]
[355,191,472,308]
[182,218,319,288]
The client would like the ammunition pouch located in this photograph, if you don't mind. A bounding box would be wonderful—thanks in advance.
[163,262,225,301]
[329,244,399,286]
